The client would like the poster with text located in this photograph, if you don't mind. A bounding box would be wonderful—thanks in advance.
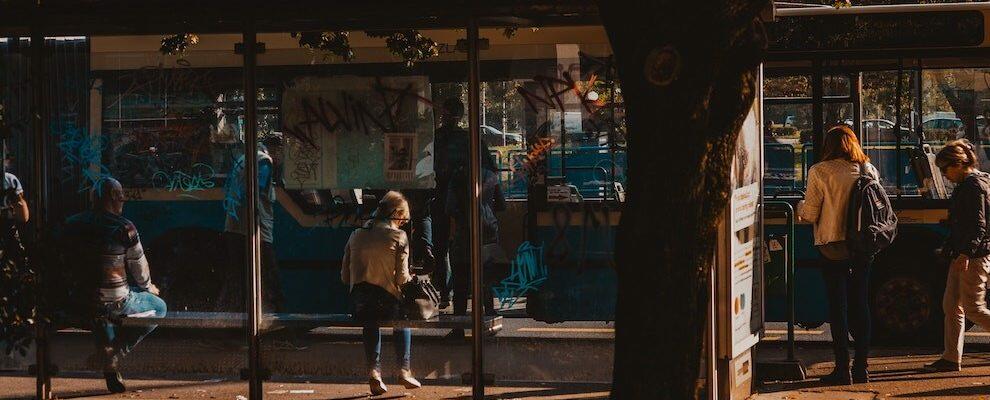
[720,75,764,359]
[281,76,435,190]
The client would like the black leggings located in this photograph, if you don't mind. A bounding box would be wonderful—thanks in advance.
[821,256,873,367]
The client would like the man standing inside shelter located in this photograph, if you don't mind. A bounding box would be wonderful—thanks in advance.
[63,177,167,393]
[222,133,286,314]
[432,97,465,308]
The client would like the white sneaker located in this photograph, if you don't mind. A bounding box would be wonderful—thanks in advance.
[397,368,422,389]
[369,369,387,395]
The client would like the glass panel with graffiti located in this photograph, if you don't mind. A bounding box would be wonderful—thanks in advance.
[478,25,617,393]
[251,29,481,395]
[39,34,248,396]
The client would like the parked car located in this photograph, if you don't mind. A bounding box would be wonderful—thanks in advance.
[481,125,524,147]
[862,118,914,142]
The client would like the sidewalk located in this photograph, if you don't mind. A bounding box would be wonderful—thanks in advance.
[754,343,990,399]
[0,373,611,400]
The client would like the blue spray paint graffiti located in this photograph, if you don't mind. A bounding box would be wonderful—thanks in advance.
[53,120,113,192]
[492,241,548,310]
[152,163,216,196]
[222,156,244,221]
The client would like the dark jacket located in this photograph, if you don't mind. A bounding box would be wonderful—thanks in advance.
[948,171,990,258]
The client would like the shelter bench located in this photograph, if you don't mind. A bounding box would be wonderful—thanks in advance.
[119,311,504,333]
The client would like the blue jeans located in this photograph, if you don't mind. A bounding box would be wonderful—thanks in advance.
[351,283,411,371]
[821,256,872,368]
[93,287,168,359]
[363,323,411,371]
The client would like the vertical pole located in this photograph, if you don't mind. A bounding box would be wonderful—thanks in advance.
[242,23,263,400]
[607,59,617,201]
[915,61,923,147]
[852,72,862,144]
[894,58,904,198]
[812,59,824,164]
[30,17,52,400]
[467,16,485,400]
[705,253,718,400]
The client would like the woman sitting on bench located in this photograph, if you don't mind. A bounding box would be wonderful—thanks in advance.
[341,191,421,395]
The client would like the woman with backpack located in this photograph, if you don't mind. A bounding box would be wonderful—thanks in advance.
[925,139,990,373]
[341,191,422,395]
[798,125,879,384]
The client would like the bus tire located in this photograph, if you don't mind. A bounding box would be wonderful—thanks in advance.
[871,270,943,345]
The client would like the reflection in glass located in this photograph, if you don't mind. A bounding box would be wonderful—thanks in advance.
[861,70,919,195]
[764,104,813,195]
[765,75,811,99]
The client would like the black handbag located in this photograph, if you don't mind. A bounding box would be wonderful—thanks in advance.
[401,275,441,320]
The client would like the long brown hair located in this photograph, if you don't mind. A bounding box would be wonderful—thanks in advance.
[822,125,870,164]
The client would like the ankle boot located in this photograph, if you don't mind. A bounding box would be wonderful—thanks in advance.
[852,362,869,384]
[102,347,126,393]
[369,369,387,395]
[820,362,851,385]
[397,368,422,389]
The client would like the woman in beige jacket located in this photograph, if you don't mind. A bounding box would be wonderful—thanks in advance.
[798,125,878,385]
[341,191,421,395]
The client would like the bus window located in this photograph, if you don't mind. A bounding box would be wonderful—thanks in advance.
[764,74,813,196]
[921,68,990,184]
[766,75,811,99]
[824,74,852,98]
[861,70,920,195]
[824,102,853,128]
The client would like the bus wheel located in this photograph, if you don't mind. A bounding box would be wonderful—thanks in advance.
[872,273,939,344]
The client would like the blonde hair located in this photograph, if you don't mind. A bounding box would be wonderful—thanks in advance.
[822,125,870,164]
[373,191,410,225]
[936,139,980,170]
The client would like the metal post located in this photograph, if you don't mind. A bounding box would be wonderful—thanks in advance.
[915,60,923,147]
[894,58,904,198]
[812,59,824,163]
[759,201,804,380]
[705,251,718,400]
[30,18,52,400]
[467,16,485,400]
[242,23,263,400]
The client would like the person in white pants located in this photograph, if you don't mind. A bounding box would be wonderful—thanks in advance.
[927,139,990,372]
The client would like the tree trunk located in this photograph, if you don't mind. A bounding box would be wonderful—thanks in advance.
[599,1,769,398]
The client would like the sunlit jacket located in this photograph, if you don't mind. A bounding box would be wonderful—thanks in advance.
[341,220,412,299]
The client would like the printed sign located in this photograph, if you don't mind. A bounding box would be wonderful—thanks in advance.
[385,133,417,182]
[280,76,435,190]
[719,73,764,360]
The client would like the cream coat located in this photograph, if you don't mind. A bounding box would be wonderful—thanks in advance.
[798,159,879,246]
[340,221,413,299]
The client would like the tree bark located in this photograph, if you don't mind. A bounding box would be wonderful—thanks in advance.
[599,1,769,398]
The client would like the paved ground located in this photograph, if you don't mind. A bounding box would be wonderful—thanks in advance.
[756,343,990,399]
[0,374,610,399]
[12,319,990,399]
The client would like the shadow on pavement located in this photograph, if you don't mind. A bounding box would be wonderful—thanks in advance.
[889,384,990,398]
[444,382,611,400]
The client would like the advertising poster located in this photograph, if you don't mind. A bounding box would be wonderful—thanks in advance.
[719,76,764,359]
[280,76,435,190]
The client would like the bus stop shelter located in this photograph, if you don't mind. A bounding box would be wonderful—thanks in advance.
[0,1,625,399]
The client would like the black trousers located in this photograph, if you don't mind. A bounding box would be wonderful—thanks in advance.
[821,256,873,368]
[431,200,452,302]
[451,261,495,316]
